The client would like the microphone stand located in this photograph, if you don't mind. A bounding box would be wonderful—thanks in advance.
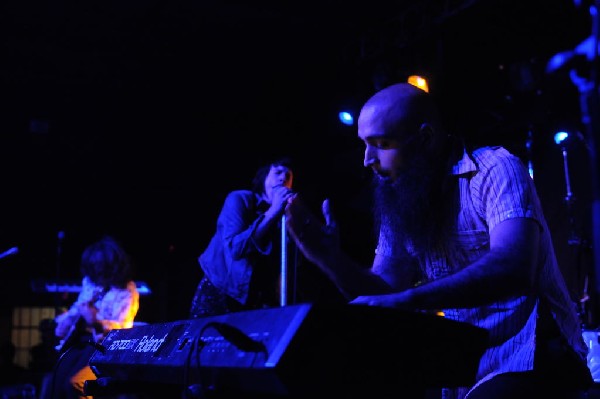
[560,144,576,243]
[55,230,66,312]
[526,128,535,180]
[559,141,593,324]
[280,214,288,307]
[569,0,600,327]
[279,214,298,307]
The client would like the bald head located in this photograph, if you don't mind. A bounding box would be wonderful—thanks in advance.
[358,83,443,140]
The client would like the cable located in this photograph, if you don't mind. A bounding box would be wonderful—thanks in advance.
[183,334,202,399]
[48,339,100,399]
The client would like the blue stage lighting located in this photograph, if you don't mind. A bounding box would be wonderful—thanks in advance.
[338,111,354,126]
[554,131,570,145]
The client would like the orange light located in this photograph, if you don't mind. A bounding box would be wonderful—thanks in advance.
[407,75,429,93]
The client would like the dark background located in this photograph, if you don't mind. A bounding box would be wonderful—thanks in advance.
[0,0,596,326]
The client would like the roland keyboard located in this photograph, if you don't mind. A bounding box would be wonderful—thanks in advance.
[89,303,488,397]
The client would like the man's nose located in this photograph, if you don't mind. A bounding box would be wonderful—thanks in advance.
[364,149,377,168]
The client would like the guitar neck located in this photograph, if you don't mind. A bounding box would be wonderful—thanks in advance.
[55,288,107,353]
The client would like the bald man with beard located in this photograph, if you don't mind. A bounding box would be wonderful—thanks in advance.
[285,83,593,399]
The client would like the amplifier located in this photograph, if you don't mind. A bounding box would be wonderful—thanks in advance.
[89,303,488,397]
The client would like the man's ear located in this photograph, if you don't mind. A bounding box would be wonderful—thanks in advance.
[418,123,435,144]
[419,122,445,155]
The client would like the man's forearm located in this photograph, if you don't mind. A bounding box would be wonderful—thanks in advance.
[406,251,532,310]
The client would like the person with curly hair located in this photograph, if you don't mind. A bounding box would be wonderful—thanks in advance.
[50,235,139,399]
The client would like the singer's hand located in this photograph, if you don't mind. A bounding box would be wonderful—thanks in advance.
[322,199,336,231]
[269,185,295,216]
[285,196,340,269]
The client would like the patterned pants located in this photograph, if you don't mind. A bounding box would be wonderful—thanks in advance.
[189,276,242,318]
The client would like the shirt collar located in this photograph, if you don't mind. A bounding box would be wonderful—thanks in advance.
[255,192,269,210]
[451,148,478,176]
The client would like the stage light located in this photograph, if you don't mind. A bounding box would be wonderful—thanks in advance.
[554,131,570,145]
[407,75,429,93]
[553,129,586,149]
[338,110,354,126]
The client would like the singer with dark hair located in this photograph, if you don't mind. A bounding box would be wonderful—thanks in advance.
[189,157,297,318]
[48,235,139,399]
[285,83,593,399]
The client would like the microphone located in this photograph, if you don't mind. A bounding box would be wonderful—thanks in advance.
[0,246,18,260]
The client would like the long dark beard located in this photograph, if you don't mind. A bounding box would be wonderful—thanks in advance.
[372,155,456,256]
